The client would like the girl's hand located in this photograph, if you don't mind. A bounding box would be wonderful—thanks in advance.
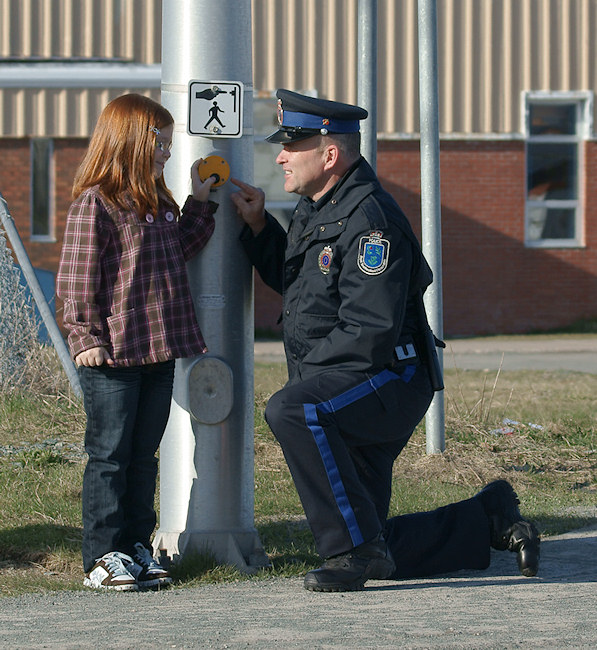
[191,159,217,202]
[75,347,114,367]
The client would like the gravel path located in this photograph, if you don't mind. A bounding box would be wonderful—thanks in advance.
[0,522,595,649]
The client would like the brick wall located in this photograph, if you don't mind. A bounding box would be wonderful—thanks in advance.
[0,138,87,330]
[0,138,85,270]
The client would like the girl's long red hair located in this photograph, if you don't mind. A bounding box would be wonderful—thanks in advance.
[72,93,176,215]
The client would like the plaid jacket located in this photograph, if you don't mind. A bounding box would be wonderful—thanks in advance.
[57,187,216,366]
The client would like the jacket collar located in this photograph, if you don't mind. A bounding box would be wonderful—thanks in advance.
[300,156,379,218]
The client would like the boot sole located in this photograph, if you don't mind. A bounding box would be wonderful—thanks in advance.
[304,577,365,592]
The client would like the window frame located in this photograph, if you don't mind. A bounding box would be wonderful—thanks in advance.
[522,91,593,249]
[30,137,56,242]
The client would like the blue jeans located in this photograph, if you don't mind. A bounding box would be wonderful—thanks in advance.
[78,361,175,572]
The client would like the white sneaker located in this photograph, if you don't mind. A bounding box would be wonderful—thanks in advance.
[122,542,172,589]
[83,552,138,591]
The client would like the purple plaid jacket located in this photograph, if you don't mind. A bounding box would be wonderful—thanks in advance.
[57,187,216,366]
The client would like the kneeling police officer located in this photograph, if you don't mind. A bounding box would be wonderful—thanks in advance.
[231,89,540,592]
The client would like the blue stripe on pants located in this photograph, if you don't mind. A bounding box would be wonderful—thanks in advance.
[302,366,416,547]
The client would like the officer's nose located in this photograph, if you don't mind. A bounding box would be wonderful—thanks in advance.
[276,148,287,165]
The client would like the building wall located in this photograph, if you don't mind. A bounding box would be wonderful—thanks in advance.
[1,0,596,337]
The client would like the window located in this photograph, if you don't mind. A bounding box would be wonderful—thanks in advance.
[524,92,592,248]
[31,138,55,241]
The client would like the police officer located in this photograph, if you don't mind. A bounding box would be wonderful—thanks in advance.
[231,89,540,592]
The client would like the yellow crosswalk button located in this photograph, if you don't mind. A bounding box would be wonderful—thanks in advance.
[198,155,230,187]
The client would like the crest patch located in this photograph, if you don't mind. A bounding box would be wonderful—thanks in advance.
[357,232,390,275]
[318,245,333,274]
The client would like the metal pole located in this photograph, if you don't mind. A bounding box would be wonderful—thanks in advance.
[358,0,378,170]
[0,191,82,397]
[417,0,445,453]
[154,0,268,572]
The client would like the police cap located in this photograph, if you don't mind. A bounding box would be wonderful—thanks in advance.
[265,89,368,144]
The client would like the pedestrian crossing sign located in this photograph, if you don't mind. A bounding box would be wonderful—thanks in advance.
[188,81,244,138]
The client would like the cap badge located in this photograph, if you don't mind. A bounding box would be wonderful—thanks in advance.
[318,245,334,275]
[322,118,330,126]
[277,99,284,126]
[357,232,390,275]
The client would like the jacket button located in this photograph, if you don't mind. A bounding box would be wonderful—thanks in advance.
[337,221,343,226]
[331,199,337,205]
[320,226,326,232]
[285,310,290,315]
[145,213,154,223]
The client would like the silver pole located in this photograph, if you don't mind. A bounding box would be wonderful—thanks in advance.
[154,0,268,571]
[417,0,445,453]
[358,0,378,170]
[0,191,82,397]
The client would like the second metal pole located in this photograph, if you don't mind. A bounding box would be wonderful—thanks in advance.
[418,0,445,453]
[358,0,378,171]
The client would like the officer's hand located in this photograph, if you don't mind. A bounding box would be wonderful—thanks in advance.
[230,178,266,235]
[191,159,217,202]
[75,347,115,367]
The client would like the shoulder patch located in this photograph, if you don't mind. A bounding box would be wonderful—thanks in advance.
[357,232,390,275]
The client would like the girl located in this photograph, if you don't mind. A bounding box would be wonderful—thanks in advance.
[57,93,217,590]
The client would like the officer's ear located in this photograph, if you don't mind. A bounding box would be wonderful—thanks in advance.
[321,141,341,172]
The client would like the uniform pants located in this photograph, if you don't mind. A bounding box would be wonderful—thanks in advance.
[265,364,491,578]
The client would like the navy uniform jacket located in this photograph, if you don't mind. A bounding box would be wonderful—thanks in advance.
[240,157,433,385]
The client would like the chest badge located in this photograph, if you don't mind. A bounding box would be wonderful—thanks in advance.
[318,245,334,274]
[357,231,390,275]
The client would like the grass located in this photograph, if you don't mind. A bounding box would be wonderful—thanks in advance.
[0,346,596,596]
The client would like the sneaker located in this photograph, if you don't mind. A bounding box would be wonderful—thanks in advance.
[83,552,138,591]
[476,480,540,577]
[122,542,172,589]
[303,534,395,592]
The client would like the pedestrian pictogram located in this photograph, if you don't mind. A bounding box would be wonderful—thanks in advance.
[188,81,244,138]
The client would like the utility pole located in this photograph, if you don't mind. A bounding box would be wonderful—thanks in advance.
[154,0,269,572]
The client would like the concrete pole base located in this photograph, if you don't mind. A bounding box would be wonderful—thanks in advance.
[153,529,271,574]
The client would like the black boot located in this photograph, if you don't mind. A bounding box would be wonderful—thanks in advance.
[304,534,396,592]
[476,480,540,577]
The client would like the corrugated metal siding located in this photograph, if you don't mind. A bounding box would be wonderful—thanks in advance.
[0,0,161,62]
[0,87,162,137]
[251,0,597,137]
[0,0,162,136]
[1,0,596,138]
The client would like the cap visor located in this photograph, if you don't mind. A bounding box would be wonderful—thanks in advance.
[265,128,320,144]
